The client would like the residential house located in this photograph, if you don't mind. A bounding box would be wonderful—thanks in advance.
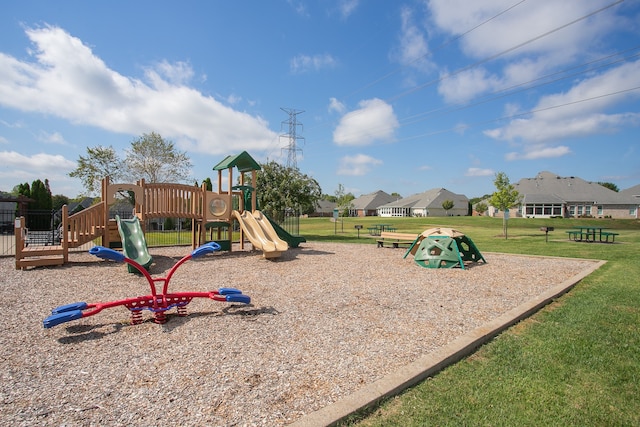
[377,188,469,217]
[310,199,337,217]
[349,190,397,217]
[488,171,638,219]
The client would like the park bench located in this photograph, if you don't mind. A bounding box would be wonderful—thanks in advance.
[377,231,419,248]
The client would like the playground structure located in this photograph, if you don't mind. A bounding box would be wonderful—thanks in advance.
[43,242,251,328]
[404,227,486,269]
[15,151,301,269]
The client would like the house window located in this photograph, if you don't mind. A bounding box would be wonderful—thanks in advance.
[598,205,603,215]
[630,207,637,216]
[577,205,583,215]
[569,205,576,216]
[585,206,591,216]
[553,206,562,215]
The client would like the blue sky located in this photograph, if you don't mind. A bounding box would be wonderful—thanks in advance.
[1,0,639,199]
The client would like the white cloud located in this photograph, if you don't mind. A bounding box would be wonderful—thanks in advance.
[391,6,432,71]
[1,151,75,169]
[428,0,618,61]
[151,60,195,86]
[505,145,571,161]
[338,0,359,19]
[485,60,640,143]
[465,167,494,177]
[428,1,624,104]
[0,25,277,156]
[328,97,346,114]
[337,154,382,176]
[37,131,67,145]
[225,93,242,105]
[333,98,399,146]
[290,53,338,74]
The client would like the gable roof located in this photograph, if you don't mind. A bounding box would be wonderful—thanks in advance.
[620,184,640,203]
[515,171,625,204]
[352,190,397,210]
[315,199,336,213]
[379,188,468,209]
[212,151,261,173]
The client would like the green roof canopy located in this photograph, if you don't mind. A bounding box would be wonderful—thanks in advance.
[212,151,261,173]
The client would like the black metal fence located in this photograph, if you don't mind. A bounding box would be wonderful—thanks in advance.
[0,208,303,256]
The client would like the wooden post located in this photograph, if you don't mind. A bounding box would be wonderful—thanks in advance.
[101,176,110,248]
[62,205,69,263]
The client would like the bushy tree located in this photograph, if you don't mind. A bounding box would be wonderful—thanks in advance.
[69,132,192,195]
[256,161,322,221]
[598,182,619,192]
[489,172,521,239]
[475,202,488,216]
[125,132,191,183]
[68,145,124,195]
[441,199,454,216]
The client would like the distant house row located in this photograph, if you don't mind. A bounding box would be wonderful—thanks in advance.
[323,171,640,219]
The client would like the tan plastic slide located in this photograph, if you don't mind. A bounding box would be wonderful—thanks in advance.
[233,210,288,258]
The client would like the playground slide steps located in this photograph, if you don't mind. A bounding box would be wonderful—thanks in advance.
[16,245,66,269]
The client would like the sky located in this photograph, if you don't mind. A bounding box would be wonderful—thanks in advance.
[1,0,639,200]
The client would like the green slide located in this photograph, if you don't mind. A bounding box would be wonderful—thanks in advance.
[116,215,153,273]
[263,212,306,248]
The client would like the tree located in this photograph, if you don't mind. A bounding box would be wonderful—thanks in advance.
[441,199,454,216]
[475,202,488,216]
[255,161,322,221]
[68,145,124,195]
[69,133,192,195]
[489,172,521,239]
[598,182,619,192]
[52,194,70,212]
[334,184,355,217]
[125,132,191,183]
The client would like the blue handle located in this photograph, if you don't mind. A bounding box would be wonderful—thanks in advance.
[52,302,88,314]
[218,287,242,295]
[191,242,221,258]
[43,310,83,328]
[226,294,251,304]
[89,246,126,262]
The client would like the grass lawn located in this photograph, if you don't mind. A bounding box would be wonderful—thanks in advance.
[297,216,640,426]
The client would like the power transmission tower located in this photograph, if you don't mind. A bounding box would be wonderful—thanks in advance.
[280,108,305,169]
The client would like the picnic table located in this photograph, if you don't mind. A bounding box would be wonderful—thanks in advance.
[367,224,396,236]
[566,226,618,243]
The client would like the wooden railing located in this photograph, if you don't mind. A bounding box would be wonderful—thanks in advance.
[142,183,204,219]
[65,202,106,248]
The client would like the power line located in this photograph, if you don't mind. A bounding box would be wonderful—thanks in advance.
[387,0,625,102]
[343,0,528,100]
[397,85,640,142]
[399,46,640,127]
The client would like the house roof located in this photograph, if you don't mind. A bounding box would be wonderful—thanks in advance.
[352,190,397,210]
[212,151,261,173]
[315,199,336,213]
[379,188,468,209]
[620,184,640,203]
[515,171,627,205]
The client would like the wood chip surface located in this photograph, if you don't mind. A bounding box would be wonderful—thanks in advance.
[0,242,598,426]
